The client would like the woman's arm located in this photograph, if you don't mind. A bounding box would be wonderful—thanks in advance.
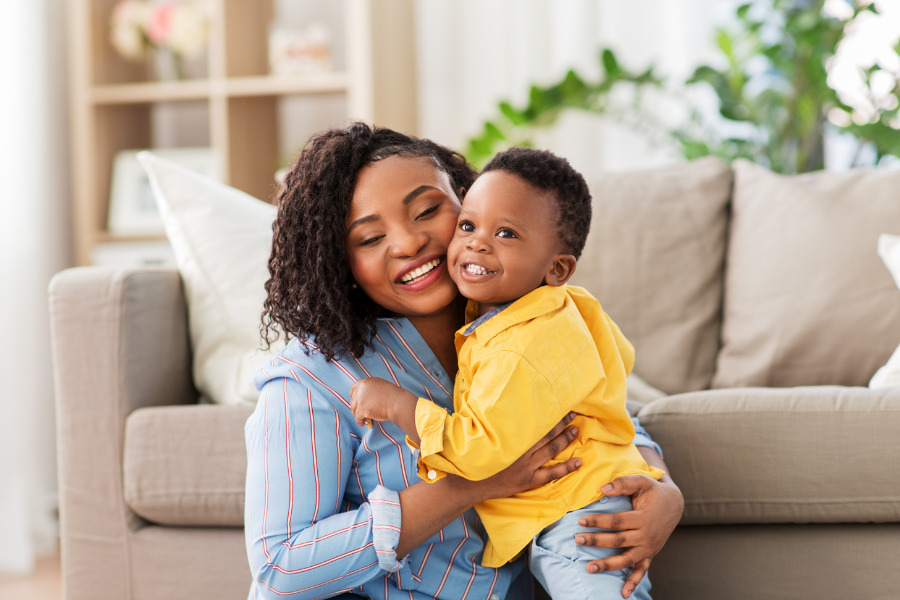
[246,377,581,597]
[574,444,684,599]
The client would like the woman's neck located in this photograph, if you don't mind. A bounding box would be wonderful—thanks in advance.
[406,295,467,379]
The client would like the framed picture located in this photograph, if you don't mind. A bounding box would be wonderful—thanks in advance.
[107,147,220,235]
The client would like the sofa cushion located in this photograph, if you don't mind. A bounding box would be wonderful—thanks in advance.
[713,160,900,388]
[571,157,732,394]
[123,404,253,526]
[139,152,281,406]
[638,386,900,525]
[870,233,900,388]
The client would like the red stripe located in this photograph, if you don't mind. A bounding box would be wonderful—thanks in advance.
[271,542,375,575]
[333,407,342,514]
[376,422,410,489]
[361,435,384,486]
[386,321,451,397]
[284,521,369,549]
[416,543,433,578]
[262,384,272,561]
[285,363,351,409]
[378,352,400,385]
[284,382,294,537]
[375,333,407,373]
[256,561,377,597]
[460,515,478,599]
[307,389,320,523]
[351,353,372,377]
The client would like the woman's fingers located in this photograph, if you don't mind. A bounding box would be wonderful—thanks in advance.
[577,510,641,532]
[599,473,655,497]
[584,549,638,575]
[575,528,643,550]
[534,457,581,486]
[621,558,651,598]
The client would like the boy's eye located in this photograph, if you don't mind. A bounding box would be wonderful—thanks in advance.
[459,221,475,232]
[497,228,517,239]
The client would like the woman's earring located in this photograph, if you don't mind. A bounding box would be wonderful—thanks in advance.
[350,282,359,290]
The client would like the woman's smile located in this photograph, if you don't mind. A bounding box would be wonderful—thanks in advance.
[397,256,445,286]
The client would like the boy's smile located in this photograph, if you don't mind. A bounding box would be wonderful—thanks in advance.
[448,170,574,315]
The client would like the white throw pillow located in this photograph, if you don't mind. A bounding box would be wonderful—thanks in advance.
[138,152,282,405]
[869,233,900,389]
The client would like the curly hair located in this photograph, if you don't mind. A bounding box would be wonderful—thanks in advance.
[481,147,592,259]
[261,122,478,361]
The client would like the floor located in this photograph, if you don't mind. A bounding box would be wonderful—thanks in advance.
[0,553,61,600]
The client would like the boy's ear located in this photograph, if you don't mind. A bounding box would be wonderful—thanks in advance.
[544,254,577,286]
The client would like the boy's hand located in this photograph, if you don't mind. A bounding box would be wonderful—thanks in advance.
[350,377,415,428]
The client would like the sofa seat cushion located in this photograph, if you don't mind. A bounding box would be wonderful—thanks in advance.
[124,404,254,526]
[638,386,900,526]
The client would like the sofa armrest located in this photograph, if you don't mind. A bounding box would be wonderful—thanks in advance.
[49,266,197,600]
[638,386,900,526]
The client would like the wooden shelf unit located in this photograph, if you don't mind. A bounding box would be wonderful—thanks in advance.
[68,0,418,265]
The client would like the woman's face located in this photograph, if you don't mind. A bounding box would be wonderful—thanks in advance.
[345,155,462,320]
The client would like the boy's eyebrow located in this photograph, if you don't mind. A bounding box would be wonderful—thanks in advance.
[348,185,444,232]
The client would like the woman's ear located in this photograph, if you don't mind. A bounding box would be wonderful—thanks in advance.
[544,254,577,287]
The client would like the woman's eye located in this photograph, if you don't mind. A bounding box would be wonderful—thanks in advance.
[459,221,475,232]
[416,205,439,220]
[498,228,517,239]
[359,234,383,246]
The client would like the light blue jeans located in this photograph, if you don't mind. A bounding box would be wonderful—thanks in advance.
[529,495,653,600]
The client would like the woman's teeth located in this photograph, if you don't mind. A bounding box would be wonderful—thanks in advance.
[400,258,442,284]
[465,264,493,275]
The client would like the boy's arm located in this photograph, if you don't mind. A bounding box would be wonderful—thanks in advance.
[415,347,606,481]
[350,377,421,443]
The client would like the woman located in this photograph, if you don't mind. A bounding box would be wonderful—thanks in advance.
[245,123,683,599]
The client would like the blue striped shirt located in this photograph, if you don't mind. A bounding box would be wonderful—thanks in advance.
[244,317,660,599]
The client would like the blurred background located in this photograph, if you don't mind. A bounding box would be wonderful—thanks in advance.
[1,0,898,578]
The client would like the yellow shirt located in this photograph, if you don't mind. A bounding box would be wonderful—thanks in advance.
[410,284,665,567]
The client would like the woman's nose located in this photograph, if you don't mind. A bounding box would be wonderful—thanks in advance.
[389,228,428,257]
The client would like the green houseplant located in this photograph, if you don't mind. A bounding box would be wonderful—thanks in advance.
[464,0,900,173]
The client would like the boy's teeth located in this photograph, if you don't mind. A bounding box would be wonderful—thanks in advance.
[465,264,491,275]
[400,259,441,283]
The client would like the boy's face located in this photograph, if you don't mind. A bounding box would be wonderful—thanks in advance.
[447,170,573,315]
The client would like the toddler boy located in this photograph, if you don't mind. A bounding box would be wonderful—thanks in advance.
[351,147,663,599]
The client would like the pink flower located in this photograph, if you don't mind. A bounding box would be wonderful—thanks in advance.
[146,3,176,46]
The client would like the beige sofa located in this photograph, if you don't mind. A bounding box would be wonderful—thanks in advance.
[50,157,900,600]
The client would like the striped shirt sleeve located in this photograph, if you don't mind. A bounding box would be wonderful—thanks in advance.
[245,376,406,598]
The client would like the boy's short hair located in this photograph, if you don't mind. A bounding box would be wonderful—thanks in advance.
[481,147,592,259]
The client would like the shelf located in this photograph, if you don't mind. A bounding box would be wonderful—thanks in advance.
[224,73,350,97]
[93,80,214,104]
[69,0,417,266]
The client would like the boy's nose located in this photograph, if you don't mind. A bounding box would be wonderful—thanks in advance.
[466,235,489,252]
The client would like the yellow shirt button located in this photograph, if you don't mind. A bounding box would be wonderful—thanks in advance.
[427,469,437,480]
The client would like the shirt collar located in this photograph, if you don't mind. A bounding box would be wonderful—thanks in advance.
[458,284,570,343]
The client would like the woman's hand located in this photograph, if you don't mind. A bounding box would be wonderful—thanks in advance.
[469,412,582,502]
[575,472,684,598]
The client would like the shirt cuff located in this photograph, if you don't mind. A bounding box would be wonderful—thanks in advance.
[631,416,663,457]
[412,399,449,482]
[369,485,405,572]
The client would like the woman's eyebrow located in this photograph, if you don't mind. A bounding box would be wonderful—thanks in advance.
[347,214,379,232]
[348,185,443,232]
[402,185,442,205]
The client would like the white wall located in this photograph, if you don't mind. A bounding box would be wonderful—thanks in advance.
[414,0,732,174]
[0,0,70,574]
